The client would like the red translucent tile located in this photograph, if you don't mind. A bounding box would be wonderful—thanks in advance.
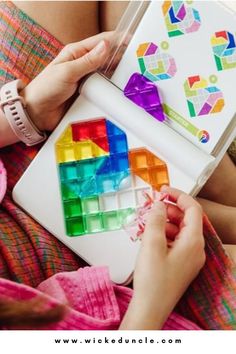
[93,136,110,152]
[90,119,107,138]
[72,122,91,141]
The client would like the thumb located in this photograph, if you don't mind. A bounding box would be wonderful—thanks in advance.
[67,40,109,81]
[142,202,167,250]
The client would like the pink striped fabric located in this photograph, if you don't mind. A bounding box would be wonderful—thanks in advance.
[0,266,201,330]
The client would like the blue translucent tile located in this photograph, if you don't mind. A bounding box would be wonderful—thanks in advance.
[59,162,77,181]
[108,134,128,154]
[110,152,129,172]
[106,120,124,136]
[96,157,111,175]
[80,177,98,197]
[96,174,116,194]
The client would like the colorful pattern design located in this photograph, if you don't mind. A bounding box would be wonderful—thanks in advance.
[211,31,236,71]
[184,75,225,117]
[162,1,201,37]
[55,118,169,237]
[137,42,177,81]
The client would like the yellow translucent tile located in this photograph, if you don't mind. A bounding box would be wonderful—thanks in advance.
[55,143,78,163]
[56,126,73,145]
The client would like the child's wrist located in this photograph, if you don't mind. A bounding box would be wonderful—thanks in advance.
[20,86,45,132]
[120,297,167,330]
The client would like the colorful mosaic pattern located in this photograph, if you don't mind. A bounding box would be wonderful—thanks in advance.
[137,42,177,81]
[124,73,165,122]
[184,76,225,117]
[162,1,201,37]
[55,118,169,237]
[211,31,236,71]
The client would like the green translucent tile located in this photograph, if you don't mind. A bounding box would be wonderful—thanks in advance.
[64,199,82,218]
[84,213,104,233]
[118,208,136,225]
[102,211,121,231]
[81,196,100,214]
[61,182,78,200]
[66,216,85,236]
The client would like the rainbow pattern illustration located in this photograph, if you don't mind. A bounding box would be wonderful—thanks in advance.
[55,118,169,237]
[136,42,177,81]
[211,31,236,71]
[162,1,201,37]
[184,76,225,117]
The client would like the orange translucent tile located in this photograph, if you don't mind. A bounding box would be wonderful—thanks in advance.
[149,167,169,190]
[129,148,169,191]
[129,149,149,169]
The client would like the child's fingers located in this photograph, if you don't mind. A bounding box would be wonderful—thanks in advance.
[166,203,183,226]
[161,186,203,234]
[165,222,179,240]
[142,202,167,251]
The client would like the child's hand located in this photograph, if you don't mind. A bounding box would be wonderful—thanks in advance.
[21,32,112,132]
[120,187,205,330]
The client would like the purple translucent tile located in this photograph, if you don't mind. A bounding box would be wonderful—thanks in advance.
[145,42,158,56]
[199,102,212,115]
[177,4,186,21]
[124,73,165,122]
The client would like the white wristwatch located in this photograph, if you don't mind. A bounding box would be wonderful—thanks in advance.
[0,80,47,146]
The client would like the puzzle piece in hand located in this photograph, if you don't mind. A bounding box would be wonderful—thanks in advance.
[211,31,236,71]
[124,73,165,122]
[184,75,225,117]
[136,42,177,81]
[55,119,169,237]
[162,1,201,37]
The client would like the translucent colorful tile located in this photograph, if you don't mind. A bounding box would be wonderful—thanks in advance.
[59,162,78,181]
[129,148,169,191]
[110,152,129,172]
[60,180,81,200]
[65,216,85,236]
[81,196,100,214]
[102,211,121,231]
[80,177,98,197]
[55,143,78,163]
[106,120,124,136]
[162,1,201,37]
[124,73,165,122]
[71,118,107,141]
[118,208,136,225]
[108,133,128,154]
[84,213,104,233]
[63,198,82,218]
[149,167,170,189]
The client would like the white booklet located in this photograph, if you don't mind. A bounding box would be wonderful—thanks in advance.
[12,1,236,283]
